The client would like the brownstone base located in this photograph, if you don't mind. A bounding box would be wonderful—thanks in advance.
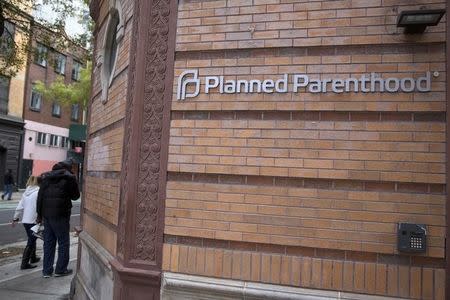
[111,259,161,300]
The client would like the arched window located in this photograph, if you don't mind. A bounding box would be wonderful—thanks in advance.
[104,11,120,84]
[99,0,124,103]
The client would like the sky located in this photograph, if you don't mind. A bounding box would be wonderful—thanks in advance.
[32,0,87,38]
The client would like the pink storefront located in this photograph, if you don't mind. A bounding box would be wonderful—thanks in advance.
[23,120,69,179]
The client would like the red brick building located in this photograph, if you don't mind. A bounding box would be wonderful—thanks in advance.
[74,0,448,299]
[21,26,86,184]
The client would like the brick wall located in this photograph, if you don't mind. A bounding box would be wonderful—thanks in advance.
[163,243,445,299]
[82,0,134,256]
[175,0,445,51]
[84,175,119,226]
[163,0,447,298]
[165,179,445,256]
[171,44,445,112]
[24,39,84,127]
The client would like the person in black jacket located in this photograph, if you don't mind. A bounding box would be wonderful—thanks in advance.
[36,159,80,278]
[2,169,15,200]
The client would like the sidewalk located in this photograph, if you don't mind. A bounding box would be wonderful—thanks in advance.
[0,234,78,299]
[0,190,24,210]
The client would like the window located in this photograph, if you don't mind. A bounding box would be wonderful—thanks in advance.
[72,61,81,81]
[34,43,48,67]
[0,21,15,55]
[54,52,66,75]
[52,103,61,117]
[60,136,69,148]
[36,132,47,145]
[0,76,10,115]
[30,86,42,111]
[104,12,120,83]
[100,6,123,103]
[71,104,79,121]
[49,134,59,147]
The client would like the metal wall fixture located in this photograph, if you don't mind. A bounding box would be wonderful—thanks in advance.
[397,9,446,34]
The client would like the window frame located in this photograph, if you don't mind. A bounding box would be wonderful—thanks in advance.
[52,102,61,117]
[30,86,42,111]
[0,75,10,115]
[72,60,82,81]
[60,136,69,148]
[0,21,16,56]
[36,132,47,145]
[71,104,79,121]
[105,14,120,82]
[54,52,66,75]
[49,134,59,147]
[34,43,48,67]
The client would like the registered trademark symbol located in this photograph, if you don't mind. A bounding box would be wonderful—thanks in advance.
[433,71,439,77]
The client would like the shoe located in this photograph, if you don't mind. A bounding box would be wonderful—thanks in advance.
[20,246,36,270]
[43,274,52,278]
[20,264,37,270]
[54,269,73,277]
[30,246,40,263]
[30,256,40,263]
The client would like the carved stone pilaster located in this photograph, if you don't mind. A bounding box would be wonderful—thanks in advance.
[89,0,101,22]
[112,0,177,298]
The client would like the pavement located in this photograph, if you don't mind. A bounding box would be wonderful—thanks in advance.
[0,236,78,299]
[0,189,26,210]
[0,212,79,299]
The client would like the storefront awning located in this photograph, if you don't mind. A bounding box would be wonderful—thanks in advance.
[69,124,87,142]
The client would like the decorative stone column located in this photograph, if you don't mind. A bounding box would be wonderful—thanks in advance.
[105,0,178,298]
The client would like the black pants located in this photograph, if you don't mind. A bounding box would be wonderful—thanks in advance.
[23,223,37,248]
[43,216,70,275]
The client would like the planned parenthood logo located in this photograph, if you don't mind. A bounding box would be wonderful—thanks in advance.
[177,70,200,100]
[176,69,437,100]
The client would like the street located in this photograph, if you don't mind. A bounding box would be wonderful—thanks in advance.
[0,202,80,246]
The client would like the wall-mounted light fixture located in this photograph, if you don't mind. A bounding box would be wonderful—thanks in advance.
[397,9,445,34]
[397,9,446,34]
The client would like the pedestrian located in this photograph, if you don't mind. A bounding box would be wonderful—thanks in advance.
[11,175,41,270]
[36,159,80,278]
[2,169,15,200]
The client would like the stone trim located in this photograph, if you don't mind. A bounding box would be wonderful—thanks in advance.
[171,111,446,123]
[175,43,445,59]
[446,6,450,295]
[83,209,118,232]
[86,170,121,179]
[113,0,178,297]
[97,0,124,103]
[162,272,408,300]
[72,275,97,300]
[111,259,161,299]
[89,0,101,22]
[167,172,446,195]
[87,118,124,138]
[72,232,115,300]
[80,231,114,272]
